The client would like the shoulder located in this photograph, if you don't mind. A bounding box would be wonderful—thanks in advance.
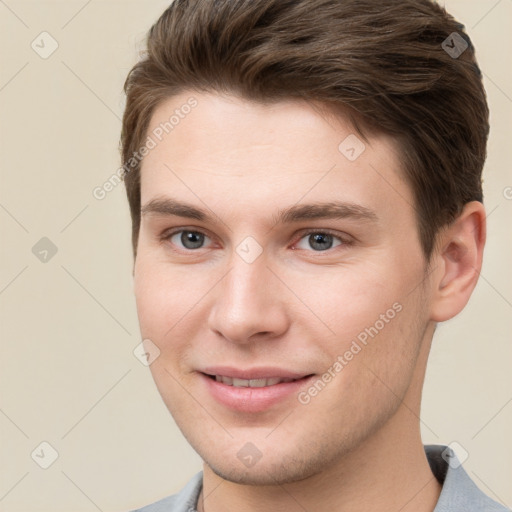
[425,445,510,512]
[129,472,203,512]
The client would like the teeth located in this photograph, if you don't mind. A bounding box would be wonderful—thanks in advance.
[249,379,268,387]
[214,376,296,387]
[263,378,281,386]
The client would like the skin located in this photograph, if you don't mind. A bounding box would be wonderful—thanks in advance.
[133,91,486,512]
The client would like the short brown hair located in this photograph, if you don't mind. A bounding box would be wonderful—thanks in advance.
[120,0,489,260]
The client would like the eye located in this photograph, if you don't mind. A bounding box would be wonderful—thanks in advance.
[294,230,346,252]
[165,229,213,250]
[161,228,350,254]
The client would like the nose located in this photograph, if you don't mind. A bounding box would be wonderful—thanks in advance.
[207,255,290,345]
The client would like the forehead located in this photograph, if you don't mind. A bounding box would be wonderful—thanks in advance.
[139,91,412,219]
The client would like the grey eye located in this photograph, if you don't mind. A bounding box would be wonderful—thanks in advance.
[171,230,209,250]
[296,232,342,252]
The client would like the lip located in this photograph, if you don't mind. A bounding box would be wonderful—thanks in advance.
[199,366,314,413]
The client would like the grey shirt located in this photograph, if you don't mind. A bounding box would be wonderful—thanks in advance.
[131,445,510,511]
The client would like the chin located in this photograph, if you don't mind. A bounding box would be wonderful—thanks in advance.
[206,458,321,486]
[195,433,348,487]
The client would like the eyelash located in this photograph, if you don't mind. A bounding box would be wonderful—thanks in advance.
[159,228,353,254]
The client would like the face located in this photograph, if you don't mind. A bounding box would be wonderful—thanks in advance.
[134,91,433,485]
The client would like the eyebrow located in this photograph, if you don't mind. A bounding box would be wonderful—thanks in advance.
[141,197,378,225]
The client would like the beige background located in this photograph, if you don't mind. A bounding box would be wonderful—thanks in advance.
[0,1,511,511]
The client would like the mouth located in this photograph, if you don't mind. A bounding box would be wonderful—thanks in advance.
[199,368,315,412]
[203,374,305,388]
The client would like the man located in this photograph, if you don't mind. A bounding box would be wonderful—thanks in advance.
[121,0,509,510]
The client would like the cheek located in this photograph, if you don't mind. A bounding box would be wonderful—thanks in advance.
[287,258,426,383]
[134,257,184,339]
[133,260,196,396]
[134,253,195,319]
[289,264,401,341]
[133,255,218,368]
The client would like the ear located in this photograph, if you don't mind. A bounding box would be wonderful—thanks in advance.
[429,201,486,322]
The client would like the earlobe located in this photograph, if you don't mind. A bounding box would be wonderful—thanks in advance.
[430,201,486,322]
